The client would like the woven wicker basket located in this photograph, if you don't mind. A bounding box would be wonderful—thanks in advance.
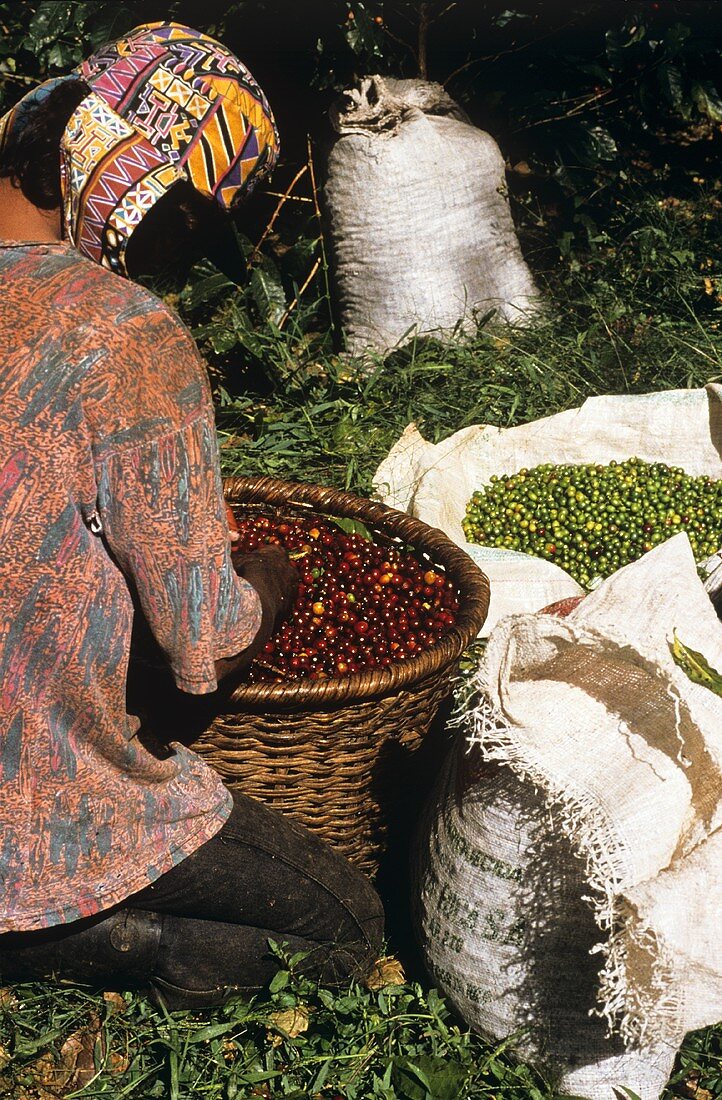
[193,476,490,878]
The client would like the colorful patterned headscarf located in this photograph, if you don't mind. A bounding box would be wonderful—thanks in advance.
[1,23,279,275]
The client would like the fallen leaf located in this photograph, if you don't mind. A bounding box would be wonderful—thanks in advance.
[365,955,406,990]
[109,1051,130,1076]
[58,1032,94,1087]
[267,1005,311,1046]
[102,991,126,1016]
[19,1011,106,1097]
[222,1039,237,1064]
[25,1048,68,1093]
[680,1070,713,1100]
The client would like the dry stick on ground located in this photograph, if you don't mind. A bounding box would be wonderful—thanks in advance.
[278,138,330,331]
[278,258,322,330]
[251,163,309,263]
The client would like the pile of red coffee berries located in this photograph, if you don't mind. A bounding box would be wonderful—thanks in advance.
[230,511,460,682]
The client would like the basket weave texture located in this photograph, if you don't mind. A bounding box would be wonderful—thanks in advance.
[193,476,490,877]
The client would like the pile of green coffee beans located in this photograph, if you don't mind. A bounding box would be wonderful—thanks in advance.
[462,456,722,588]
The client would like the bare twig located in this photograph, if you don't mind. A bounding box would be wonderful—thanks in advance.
[263,191,313,204]
[516,87,615,132]
[278,257,322,329]
[0,72,41,86]
[306,136,322,223]
[383,0,457,78]
[444,17,578,87]
[512,55,667,134]
[306,135,334,330]
[418,1,431,79]
[251,164,309,262]
[429,2,458,25]
[381,23,419,65]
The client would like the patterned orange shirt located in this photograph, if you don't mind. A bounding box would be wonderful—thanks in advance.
[0,241,261,932]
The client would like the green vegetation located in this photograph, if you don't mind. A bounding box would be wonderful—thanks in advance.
[0,950,553,1098]
[209,174,722,495]
[3,2,722,1097]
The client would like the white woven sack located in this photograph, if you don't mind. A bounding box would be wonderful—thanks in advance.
[323,75,539,357]
[415,534,722,1098]
[374,385,722,634]
[414,749,678,1099]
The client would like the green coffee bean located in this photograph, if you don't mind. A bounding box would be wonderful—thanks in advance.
[462,457,721,588]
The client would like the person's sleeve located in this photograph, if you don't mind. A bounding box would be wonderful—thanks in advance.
[87,303,261,694]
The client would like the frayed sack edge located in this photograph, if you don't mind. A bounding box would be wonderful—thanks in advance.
[454,647,683,1051]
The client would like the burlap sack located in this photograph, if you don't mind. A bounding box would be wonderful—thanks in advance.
[374,385,722,634]
[323,75,539,356]
[414,534,722,1098]
[415,751,679,1099]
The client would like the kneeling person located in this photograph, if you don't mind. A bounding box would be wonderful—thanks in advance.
[0,22,383,1008]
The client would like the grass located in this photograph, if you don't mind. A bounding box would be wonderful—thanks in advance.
[211,178,722,494]
[5,164,722,1098]
[0,956,553,1099]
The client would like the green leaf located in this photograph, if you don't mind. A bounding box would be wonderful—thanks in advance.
[662,22,691,58]
[208,325,239,356]
[691,80,722,122]
[657,63,687,114]
[329,516,373,540]
[186,1021,235,1043]
[493,9,531,29]
[575,60,613,86]
[605,22,648,66]
[27,2,74,48]
[249,259,287,326]
[182,270,235,312]
[268,969,290,993]
[342,3,384,61]
[588,125,617,162]
[391,1057,433,1100]
[613,1088,644,1100]
[669,631,722,697]
[391,1055,468,1100]
[86,4,139,49]
[311,1058,332,1091]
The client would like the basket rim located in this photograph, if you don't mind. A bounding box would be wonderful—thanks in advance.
[222,475,490,708]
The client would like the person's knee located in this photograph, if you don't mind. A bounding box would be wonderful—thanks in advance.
[318,870,385,984]
[351,875,385,956]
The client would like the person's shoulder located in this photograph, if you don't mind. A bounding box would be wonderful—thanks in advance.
[67,251,185,333]
[64,251,203,374]
[65,255,210,443]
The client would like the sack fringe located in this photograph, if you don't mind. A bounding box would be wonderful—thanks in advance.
[464,656,683,1050]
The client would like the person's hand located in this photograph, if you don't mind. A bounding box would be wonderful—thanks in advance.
[232,543,299,626]
[226,502,240,545]
[215,545,298,686]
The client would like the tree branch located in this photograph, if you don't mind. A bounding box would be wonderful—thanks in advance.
[418,1,431,79]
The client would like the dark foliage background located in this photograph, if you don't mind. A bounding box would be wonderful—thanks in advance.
[3,1,722,240]
[3,2,722,488]
[2,2,721,388]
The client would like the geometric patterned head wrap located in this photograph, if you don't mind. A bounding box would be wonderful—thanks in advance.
[0,22,278,276]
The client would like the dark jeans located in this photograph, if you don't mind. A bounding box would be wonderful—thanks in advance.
[0,790,385,1008]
